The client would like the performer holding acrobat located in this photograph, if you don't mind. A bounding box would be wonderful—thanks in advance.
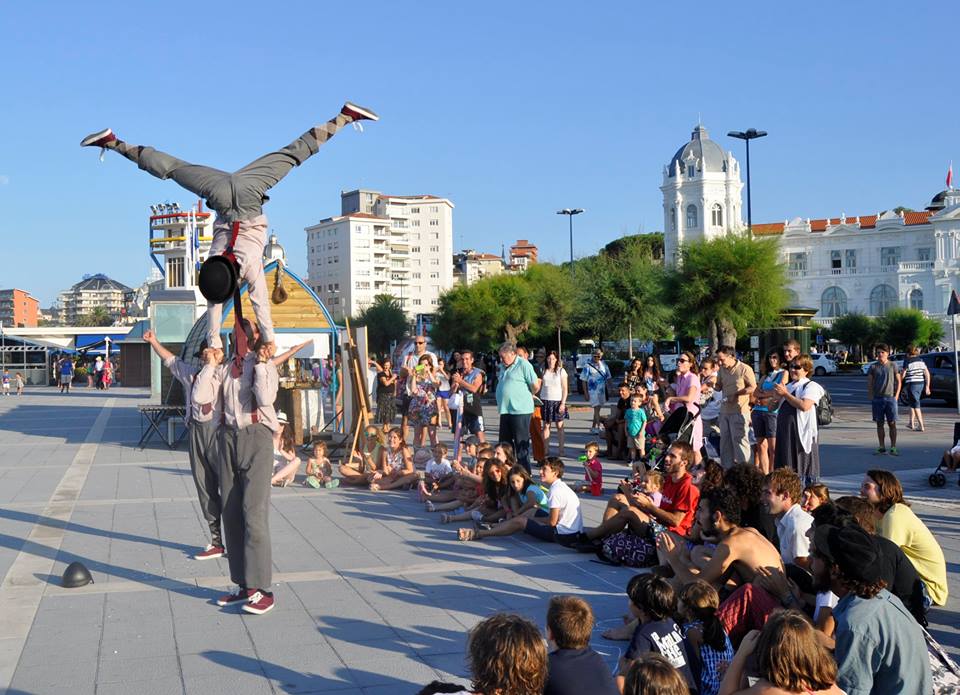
[80,102,378,357]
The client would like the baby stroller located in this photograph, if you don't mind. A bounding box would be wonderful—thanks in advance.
[647,407,702,471]
[929,422,960,488]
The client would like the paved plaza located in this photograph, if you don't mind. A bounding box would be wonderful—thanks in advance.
[0,384,957,694]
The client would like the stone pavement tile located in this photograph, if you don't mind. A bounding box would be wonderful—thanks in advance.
[176,623,255,655]
[96,675,186,695]
[326,635,418,663]
[180,648,260,679]
[345,654,444,689]
[254,641,358,692]
[421,653,471,681]
[184,672,274,695]
[97,654,181,683]
[9,655,97,693]
[100,630,179,659]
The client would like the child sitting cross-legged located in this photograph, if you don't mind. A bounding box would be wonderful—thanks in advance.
[542,595,620,695]
[418,443,455,501]
[457,465,549,541]
[576,442,603,496]
[303,441,339,489]
[617,574,697,694]
[523,457,583,547]
[439,458,509,525]
[425,450,485,512]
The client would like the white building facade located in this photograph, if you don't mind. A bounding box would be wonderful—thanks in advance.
[305,190,454,319]
[662,125,960,326]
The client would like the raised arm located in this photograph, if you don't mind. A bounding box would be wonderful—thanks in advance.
[143,329,176,363]
[272,339,312,366]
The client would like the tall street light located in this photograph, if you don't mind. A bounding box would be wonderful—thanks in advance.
[556,208,584,275]
[727,129,767,234]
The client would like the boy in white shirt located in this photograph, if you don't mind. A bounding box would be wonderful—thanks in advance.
[761,468,813,569]
[524,457,583,547]
[419,443,455,501]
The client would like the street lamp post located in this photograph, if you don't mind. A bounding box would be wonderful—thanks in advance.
[556,208,584,276]
[727,129,767,234]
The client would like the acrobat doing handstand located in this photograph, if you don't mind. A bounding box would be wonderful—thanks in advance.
[81,102,378,358]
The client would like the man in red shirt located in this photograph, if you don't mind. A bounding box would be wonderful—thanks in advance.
[584,442,700,540]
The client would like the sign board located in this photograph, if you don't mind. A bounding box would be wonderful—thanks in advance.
[694,337,708,347]
[749,336,760,349]
[816,333,824,345]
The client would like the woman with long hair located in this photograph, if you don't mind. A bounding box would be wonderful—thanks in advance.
[370,428,419,491]
[719,610,843,694]
[643,354,665,397]
[407,353,441,446]
[625,357,645,392]
[539,350,569,457]
[663,351,703,464]
[457,465,549,541]
[752,349,788,475]
[436,357,452,429]
[861,468,948,605]
[375,359,398,425]
[270,419,301,487]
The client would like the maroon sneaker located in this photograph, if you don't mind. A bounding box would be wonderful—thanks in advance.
[242,590,275,615]
[80,128,117,148]
[194,544,225,561]
[216,587,254,607]
[341,102,379,122]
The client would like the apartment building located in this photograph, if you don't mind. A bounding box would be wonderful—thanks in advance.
[0,289,39,327]
[305,189,454,318]
[57,274,135,324]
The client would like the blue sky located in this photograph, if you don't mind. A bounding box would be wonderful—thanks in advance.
[1,0,956,306]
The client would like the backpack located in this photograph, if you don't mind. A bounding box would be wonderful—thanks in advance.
[816,387,833,427]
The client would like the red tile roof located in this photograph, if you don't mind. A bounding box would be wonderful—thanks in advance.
[755,210,931,236]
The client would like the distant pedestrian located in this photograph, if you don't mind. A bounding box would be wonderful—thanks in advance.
[1,369,9,396]
[580,350,611,434]
[14,373,24,396]
[94,356,105,389]
[496,342,539,473]
[58,357,74,393]
[901,345,930,433]
[867,344,902,456]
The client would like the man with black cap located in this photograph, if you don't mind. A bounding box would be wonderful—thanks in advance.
[143,329,225,560]
[811,523,931,694]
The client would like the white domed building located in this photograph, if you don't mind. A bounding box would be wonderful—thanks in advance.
[661,124,960,328]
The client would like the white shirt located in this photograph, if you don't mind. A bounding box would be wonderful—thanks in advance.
[788,378,824,454]
[776,503,814,564]
[548,479,583,535]
[426,457,453,478]
[540,368,568,402]
[813,590,839,623]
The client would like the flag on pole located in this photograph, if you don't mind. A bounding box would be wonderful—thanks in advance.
[948,161,953,190]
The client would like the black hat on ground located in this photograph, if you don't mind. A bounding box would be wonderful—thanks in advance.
[198,255,239,304]
[61,561,94,588]
[813,524,882,584]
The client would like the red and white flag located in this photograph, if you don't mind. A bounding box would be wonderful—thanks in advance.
[948,162,953,189]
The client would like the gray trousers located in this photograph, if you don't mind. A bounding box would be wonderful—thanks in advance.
[220,423,273,590]
[719,410,751,466]
[188,419,222,546]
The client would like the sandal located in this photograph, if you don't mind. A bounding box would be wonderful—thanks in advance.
[458,528,477,542]
[440,513,452,524]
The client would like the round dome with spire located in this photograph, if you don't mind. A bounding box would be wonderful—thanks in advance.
[667,125,729,177]
[263,234,286,264]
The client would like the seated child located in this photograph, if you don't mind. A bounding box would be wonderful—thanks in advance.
[801,482,830,513]
[457,465,549,541]
[942,439,960,472]
[270,417,302,487]
[419,442,454,502]
[524,457,583,547]
[543,596,619,695]
[626,469,663,508]
[304,441,338,489]
[678,580,733,695]
[440,458,507,524]
[577,441,603,496]
[617,574,697,694]
[620,654,690,695]
[625,393,648,463]
[455,435,480,471]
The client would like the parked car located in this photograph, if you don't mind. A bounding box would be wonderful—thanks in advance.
[915,352,958,406]
[811,353,838,377]
[860,353,905,376]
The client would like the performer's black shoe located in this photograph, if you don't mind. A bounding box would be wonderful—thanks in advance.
[80,128,116,148]
[342,102,379,122]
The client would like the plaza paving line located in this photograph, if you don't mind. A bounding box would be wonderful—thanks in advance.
[0,398,114,691]
[25,551,613,600]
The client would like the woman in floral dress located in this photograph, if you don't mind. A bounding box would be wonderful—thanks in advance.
[406,353,441,446]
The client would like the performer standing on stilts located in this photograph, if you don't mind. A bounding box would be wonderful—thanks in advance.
[80,102,379,358]
[143,330,226,560]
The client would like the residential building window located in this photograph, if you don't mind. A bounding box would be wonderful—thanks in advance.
[910,288,924,311]
[845,249,856,268]
[412,272,421,279]
[411,246,421,253]
[429,220,439,226]
[787,252,808,272]
[820,286,847,318]
[880,246,901,268]
[686,204,698,229]
[430,259,439,265]
[429,272,439,279]
[711,203,723,227]
[413,299,422,306]
[411,220,420,227]
[431,232,439,239]
[429,206,439,212]
[918,247,932,262]
[411,207,420,213]
[869,284,897,316]
[429,245,439,252]
[831,250,842,272]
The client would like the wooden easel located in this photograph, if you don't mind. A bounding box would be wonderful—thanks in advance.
[341,318,373,467]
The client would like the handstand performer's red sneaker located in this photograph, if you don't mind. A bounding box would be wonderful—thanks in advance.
[80,128,117,148]
[341,103,379,122]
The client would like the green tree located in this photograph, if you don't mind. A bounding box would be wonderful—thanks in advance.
[76,307,114,327]
[919,316,945,348]
[667,234,788,351]
[432,282,502,351]
[602,232,664,262]
[880,308,945,351]
[525,263,576,355]
[830,312,879,361]
[487,274,538,343]
[354,294,408,357]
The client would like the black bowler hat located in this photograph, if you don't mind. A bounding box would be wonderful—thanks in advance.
[814,524,882,584]
[198,255,239,303]
[62,561,94,588]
